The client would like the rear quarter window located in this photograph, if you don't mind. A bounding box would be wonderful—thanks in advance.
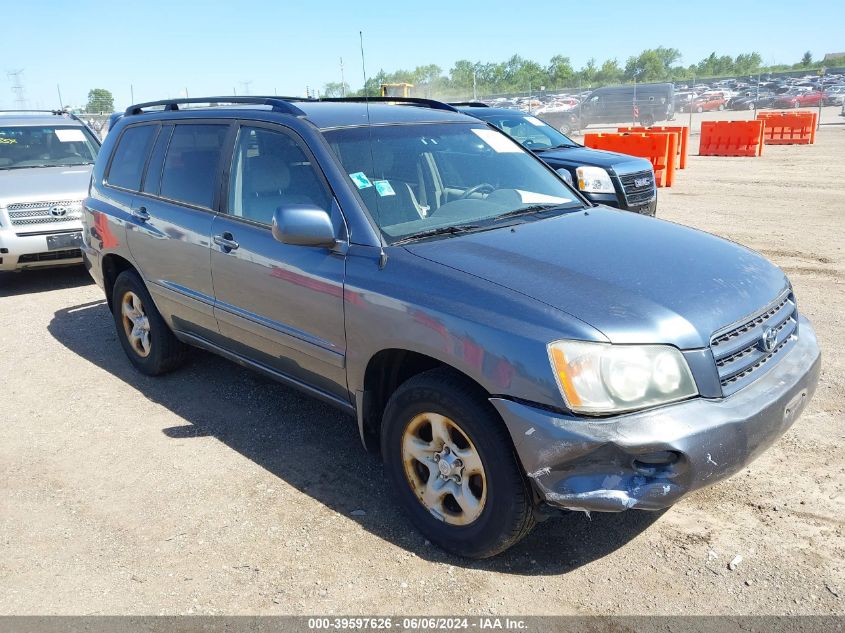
[107,125,157,191]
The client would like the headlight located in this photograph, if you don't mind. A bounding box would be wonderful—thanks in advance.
[555,168,573,185]
[547,340,698,415]
[575,166,615,194]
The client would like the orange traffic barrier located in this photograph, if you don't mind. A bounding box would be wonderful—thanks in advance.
[699,120,765,157]
[618,126,689,169]
[584,132,675,187]
[756,112,815,145]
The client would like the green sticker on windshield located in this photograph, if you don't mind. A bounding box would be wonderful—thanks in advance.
[349,172,373,189]
[373,180,396,197]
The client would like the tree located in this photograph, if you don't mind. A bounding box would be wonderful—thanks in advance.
[547,55,575,88]
[624,47,681,82]
[801,51,813,66]
[322,82,349,97]
[86,88,114,113]
[596,59,623,85]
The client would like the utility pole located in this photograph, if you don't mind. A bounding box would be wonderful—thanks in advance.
[7,69,26,109]
[472,68,477,101]
[239,80,252,96]
[340,57,346,96]
[56,84,64,110]
[130,84,134,105]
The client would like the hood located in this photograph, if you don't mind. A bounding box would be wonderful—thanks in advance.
[0,165,93,206]
[537,146,652,174]
[405,208,788,349]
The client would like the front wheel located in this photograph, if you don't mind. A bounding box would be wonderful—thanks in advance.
[718,104,725,111]
[381,368,535,558]
[696,106,704,113]
[558,122,572,135]
[748,102,756,110]
[112,269,187,375]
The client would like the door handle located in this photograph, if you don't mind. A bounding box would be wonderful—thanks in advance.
[130,206,150,222]
[213,232,239,252]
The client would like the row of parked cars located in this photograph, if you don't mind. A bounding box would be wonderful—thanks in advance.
[0,97,820,558]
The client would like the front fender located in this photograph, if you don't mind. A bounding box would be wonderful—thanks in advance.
[343,245,607,410]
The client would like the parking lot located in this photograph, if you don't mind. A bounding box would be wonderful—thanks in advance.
[0,108,842,616]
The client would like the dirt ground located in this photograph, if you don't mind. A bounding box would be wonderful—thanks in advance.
[1,107,843,617]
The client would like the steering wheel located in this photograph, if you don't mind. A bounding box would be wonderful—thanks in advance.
[459,183,495,200]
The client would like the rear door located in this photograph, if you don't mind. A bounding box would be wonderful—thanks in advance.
[209,122,348,402]
[123,121,233,338]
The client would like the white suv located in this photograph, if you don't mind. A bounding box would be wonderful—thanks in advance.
[0,111,100,271]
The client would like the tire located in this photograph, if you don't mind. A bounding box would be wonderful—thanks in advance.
[793,101,800,109]
[640,114,655,127]
[558,123,572,135]
[381,368,535,558]
[748,102,755,110]
[718,104,725,111]
[112,269,187,375]
[696,106,704,113]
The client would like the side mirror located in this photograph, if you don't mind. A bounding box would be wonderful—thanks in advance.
[271,205,337,247]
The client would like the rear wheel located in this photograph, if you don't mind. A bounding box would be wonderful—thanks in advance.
[381,368,535,558]
[748,102,756,110]
[696,106,704,113]
[558,122,572,135]
[112,269,187,375]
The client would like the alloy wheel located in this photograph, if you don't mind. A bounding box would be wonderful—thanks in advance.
[121,291,151,358]
[401,412,487,526]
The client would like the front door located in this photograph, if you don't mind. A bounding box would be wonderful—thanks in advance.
[210,123,348,401]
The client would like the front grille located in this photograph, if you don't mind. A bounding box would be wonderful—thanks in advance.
[711,291,799,396]
[618,170,656,205]
[17,249,82,264]
[7,200,83,226]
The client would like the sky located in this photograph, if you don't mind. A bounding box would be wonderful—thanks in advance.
[2,0,843,110]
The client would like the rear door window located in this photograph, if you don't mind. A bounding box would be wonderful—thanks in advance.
[107,125,157,191]
[159,124,229,209]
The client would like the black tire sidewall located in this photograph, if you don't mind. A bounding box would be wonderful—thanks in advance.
[381,374,532,558]
[111,270,178,375]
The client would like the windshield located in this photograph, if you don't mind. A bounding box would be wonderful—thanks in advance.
[0,125,100,170]
[478,113,578,150]
[324,123,581,243]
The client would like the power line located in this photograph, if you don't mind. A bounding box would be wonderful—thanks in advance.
[7,69,27,109]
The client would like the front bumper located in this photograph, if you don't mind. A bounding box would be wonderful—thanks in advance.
[0,227,83,271]
[491,316,821,513]
[584,191,656,216]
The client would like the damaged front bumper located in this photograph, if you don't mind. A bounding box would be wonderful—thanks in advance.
[491,316,821,513]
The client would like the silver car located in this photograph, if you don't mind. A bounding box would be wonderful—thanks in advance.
[0,111,100,271]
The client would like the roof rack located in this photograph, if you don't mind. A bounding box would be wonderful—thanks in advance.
[124,96,308,117]
[0,109,74,116]
[448,101,489,107]
[317,96,459,112]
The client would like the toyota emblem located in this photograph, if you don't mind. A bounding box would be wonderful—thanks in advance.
[50,205,69,217]
[761,327,777,353]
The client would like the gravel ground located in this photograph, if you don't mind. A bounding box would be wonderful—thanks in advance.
[1,107,843,616]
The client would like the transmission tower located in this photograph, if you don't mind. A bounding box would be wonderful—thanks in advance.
[7,69,27,109]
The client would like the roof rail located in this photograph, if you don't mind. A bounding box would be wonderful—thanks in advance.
[317,96,459,112]
[0,109,73,116]
[448,101,490,107]
[124,96,308,117]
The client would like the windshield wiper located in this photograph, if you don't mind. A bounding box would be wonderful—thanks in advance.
[544,143,580,150]
[493,203,577,221]
[392,224,481,245]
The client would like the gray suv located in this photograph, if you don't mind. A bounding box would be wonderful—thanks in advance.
[0,110,100,271]
[83,96,821,558]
